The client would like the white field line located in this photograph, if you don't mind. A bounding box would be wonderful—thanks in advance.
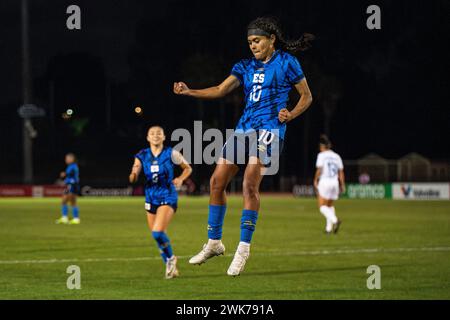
[0,246,449,265]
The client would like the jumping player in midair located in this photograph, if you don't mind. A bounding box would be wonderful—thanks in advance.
[173,17,313,276]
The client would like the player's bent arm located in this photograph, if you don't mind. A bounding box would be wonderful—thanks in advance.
[172,150,192,182]
[173,75,240,99]
[291,78,313,118]
[177,162,193,182]
[279,78,313,123]
[129,158,142,184]
[314,167,321,189]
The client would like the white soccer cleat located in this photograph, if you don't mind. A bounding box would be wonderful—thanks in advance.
[69,218,80,225]
[227,243,250,276]
[189,240,225,265]
[55,216,69,224]
[165,255,179,279]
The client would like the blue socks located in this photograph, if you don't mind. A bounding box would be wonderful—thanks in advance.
[61,205,80,219]
[207,204,227,240]
[240,209,258,243]
[72,206,79,219]
[207,206,258,243]
[152,231,173,263]
[61,205,68,217]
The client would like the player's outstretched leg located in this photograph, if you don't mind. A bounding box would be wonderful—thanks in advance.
[330,206,341,234]
[150,205,179,279]
[190,162,238,265]
[320,205,335,233]
[227,160,262,276]
[65,193,80,225]
[227,209,257,276]
[189,204,226,265]
[153,231,178,279]
[69,206,80,225]
[56,195,69,224]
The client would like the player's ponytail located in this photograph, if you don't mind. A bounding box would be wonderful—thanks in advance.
[247,17,315,53]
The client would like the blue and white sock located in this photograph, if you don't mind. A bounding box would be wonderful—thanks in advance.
[207,204,227,240]
[159,251,168,263]
[240,209,258,243]
[152,231,173,263]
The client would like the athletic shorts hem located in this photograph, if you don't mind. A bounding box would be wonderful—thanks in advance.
[145,202,178,214]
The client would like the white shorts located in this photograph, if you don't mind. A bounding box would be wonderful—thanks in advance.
[318,179,339,200]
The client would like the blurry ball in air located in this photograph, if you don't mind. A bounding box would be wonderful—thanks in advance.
[134,106,143,115]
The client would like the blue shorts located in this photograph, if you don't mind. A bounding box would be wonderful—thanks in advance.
[145,202,178,214]
[221,130,284,168]
[64,183,80,195]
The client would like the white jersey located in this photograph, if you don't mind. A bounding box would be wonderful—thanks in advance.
[316,150,344,181]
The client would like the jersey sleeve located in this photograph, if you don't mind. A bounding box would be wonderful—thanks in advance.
[171,149,188,166]
[286,55,305,85]
[316,154,324,168]
[135,150,145,163]
[230,60,245,84]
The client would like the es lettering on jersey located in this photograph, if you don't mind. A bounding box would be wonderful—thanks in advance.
[230,50,304,140]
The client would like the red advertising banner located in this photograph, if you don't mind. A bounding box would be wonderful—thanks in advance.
[0,185,33,197]
[0,185,66,197]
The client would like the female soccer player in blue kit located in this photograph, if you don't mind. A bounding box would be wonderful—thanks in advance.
[56,153,80,225]
[129,126,192,279]
[173,17,314,276]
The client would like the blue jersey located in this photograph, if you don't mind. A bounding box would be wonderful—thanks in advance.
[230,50,305,139]
[64,163,79,185]
[135,147,177,205]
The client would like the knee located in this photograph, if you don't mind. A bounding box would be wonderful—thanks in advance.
[210,175,226,194]
[242,180,259,199]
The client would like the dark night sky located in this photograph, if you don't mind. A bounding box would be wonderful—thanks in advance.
[0,0,449,185]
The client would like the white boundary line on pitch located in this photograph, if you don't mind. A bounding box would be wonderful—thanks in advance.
[0,246,449,265]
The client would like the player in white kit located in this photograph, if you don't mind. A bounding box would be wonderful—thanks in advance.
[313,135,345,234]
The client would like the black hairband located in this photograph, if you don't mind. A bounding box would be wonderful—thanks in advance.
[247,28,271,38]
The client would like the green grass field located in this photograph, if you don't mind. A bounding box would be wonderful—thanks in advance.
[0,196,449,299]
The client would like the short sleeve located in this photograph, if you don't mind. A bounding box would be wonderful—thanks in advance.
[230,60,245,84]
[286,55,305,85]
[135,150,144,163]
[171,149,184,165]
[316,154,324,168]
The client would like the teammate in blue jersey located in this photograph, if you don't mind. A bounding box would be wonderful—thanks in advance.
[129,126,192,279]
[56,153,81,225]
[173,17,313,276]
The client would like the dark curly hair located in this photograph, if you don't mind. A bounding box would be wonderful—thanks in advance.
[319,134,332,149]
[247,17,315,53]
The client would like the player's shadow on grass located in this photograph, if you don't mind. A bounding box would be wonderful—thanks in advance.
[181,264,401,279]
